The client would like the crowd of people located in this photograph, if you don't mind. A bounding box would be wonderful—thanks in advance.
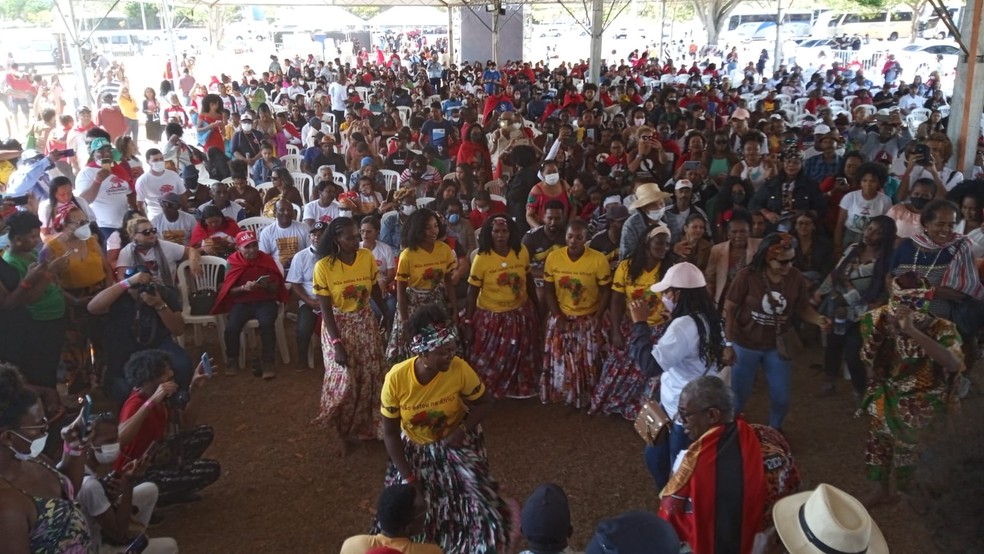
[1,33,982,552]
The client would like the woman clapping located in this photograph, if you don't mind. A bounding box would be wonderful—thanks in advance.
[313,217,389,443]
[378,303,512,554]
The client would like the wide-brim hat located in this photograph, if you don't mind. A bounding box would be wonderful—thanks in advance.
[629,183,672,210]
[773,484,888,554]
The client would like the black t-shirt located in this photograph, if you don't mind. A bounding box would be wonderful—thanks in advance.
[0,259,30,364]
[385,149,414,173]
[104,287,180,380]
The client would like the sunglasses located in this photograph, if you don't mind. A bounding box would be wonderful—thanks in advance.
[137,228,158,236]
[70,219,91,227]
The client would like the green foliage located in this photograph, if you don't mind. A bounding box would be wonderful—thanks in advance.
[122,1,160,29]
[346,6,380,20]
[0,0,52,23]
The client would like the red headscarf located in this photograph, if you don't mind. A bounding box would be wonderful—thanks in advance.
[210,249,288,314]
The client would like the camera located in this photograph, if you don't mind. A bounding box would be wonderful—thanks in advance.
[165,391,190,409]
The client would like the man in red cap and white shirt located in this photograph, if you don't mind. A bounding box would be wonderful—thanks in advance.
[211,230,288,379]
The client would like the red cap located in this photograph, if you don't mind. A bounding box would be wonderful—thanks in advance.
[235,230,258,247]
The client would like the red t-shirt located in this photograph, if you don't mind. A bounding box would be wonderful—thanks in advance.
[469,200,507,229]
[117,390,168,471]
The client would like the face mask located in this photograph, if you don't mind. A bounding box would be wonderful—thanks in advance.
[543,173,560,186]
[149,161,165,173]
[448,213,460,224]
[512,122,522,129]
[647,208,666,221]
[661,294,675,313]
[910,197,930,210]
[634,118,646,126]
[451,117,460,123]
[9,431,47,461]
[94,442,121,464]
[73,225,92,241]
[0,233,10,252]
[401,204,417,216]
[241,123,253,132]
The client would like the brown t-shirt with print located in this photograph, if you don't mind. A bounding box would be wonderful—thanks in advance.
[726,266,809,351]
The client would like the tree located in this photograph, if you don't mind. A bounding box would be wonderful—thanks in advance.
[899,0,928,42]
[691,0,742,46]
[205,5,237,51]
[0,0,51,24]
[347,6,380,20]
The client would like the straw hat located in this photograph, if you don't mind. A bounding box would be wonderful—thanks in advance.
[629,183,672,210]
[773,484,888,554]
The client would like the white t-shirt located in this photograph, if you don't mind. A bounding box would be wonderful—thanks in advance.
[327,82,347,112]
[259,221,310,268]
[75,166,132,228]
[839,190,893,234]
[908,165,964,192]
[286,246,318,304]
[117,240,186,283]
[302,200,341,223]
[199,200,244,222]
[365,240,397,276]
[136,170,185,220]
[152,210,197,246]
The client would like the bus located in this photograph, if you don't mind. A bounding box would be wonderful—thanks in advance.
[919,6,962,39]
[816,8,917,41]
[720,7,825,43]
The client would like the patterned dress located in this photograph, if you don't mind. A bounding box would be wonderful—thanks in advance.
[859,306,963,489]
[0,461,93,553]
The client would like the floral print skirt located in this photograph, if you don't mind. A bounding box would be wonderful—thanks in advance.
[541,313,605,409]
[590,321,667,421]
[315,307,387,441]
[469,302,539,399]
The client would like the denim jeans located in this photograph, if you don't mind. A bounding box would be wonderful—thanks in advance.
[643,421,691,491]
[295,303,319,357]
[370,294,396,323]
[731,343,792,429]
[224,300,278,363]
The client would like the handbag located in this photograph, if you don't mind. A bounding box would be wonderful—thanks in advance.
[634,401,671,446]
[188,290,217,316]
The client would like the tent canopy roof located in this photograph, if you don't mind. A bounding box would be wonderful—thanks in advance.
[367,5,447,26]
[174,0,560,8]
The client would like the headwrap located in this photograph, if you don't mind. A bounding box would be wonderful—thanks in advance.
[766,233,794,261]
[409,323,458,355]
[393,187,416,203]
[778,146,802,162]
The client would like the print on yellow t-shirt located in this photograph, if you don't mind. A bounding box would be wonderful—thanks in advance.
[313,248,378,312]
[543,247,612,317]
[275,236,299,267]
[468,246,531,312]
[612,259,666,326]
[396,241,457,290]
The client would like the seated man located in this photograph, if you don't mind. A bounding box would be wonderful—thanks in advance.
[340,484,440,554]
[211,230,288,379]
[258,199,310,270]
[659,376,800,554]
[286,221,326,368]
[117,349,220,506]
[519,483,575,554]
[78,415,178,553]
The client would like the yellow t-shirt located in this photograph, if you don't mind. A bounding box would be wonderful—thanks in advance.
[380,356,485,445]
[313,248,377,312]
[396,242,457,290]
[543,247,612,317]
[612,259,667,326]
[340,535,442,554]
[467,246,530,312]
[118,96,139,119]
[44,237,107,290]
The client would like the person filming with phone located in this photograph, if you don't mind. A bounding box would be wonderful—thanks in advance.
[117,349,220,507]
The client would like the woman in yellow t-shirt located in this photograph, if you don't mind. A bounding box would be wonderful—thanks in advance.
[377,303,512,554]
[41,205,113,392]
[386,208,458,363]
[542,219,612,408]
[464,215,539,399]
[590,224,675,420]
[313,217,389,442]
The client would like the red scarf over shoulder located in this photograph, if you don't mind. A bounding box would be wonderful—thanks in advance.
[659,419,766,554]
[210,250,288,314]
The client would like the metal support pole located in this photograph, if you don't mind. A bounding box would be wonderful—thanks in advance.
[447,6,455,65]
[140,2,148,31]
[946,0,984,176]
[773,0,783,72]
[160,0,182,94]
[588,0,604,84]
[491,1,501,65]
[65,0,92,109]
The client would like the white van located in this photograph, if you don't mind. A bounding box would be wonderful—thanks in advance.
[920,6,962,39]
[826,8,916,41]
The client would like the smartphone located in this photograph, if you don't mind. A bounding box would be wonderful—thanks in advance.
[79,395,93,440]
[706,101,717,115]
[682,161,701,172]
[255,275,270,284]
[201,352,213,377]
[913,143,931,166]
[58,149,75,158]
[586,128,595,141]
[124,534,149,554]
[8,195,29,206]
[546,133,554,145]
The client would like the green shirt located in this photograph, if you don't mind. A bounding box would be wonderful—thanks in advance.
[2,251,65,320]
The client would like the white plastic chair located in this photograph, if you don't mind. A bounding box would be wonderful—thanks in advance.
[379,169,400,192]
[416,196,435,208]
[280,154,303,173]
[490,193,507,205]
[237,259,290,365]
[842,95,857,107]
[331,173,347,191]
[909,107,931,121]
[255,181,275,195]
[854,104,877,119]
[793,97,809,116]
[937,105,950,118]
[396,106,412,127]
[285,144,300,156]
[238,216,274,235]
[292,202,304,222]
[321,113,336,134]
[354,86,369,102]
[175,257,228,361]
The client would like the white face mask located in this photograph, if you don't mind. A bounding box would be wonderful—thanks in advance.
[634,118,646,126]
[512,122,522,129]
[73,225,92,241]
[0,233,10,252]
[9,431,47,461]
[241,123,253,132]
[94,442,121,464]
[477,206,489,213]
[401,204,417,216]
[543,173,560,186]
[647,207,666,221]
[149,161,165,173]
[661,294,675,314]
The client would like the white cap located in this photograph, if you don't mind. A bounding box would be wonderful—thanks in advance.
[813,124,832,135]
[651,262,707,292]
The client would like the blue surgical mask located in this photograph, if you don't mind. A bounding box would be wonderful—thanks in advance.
[0,232,9,252]
[448,213,460,224]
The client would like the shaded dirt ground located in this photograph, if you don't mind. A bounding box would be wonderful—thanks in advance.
[149,336,959,553]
